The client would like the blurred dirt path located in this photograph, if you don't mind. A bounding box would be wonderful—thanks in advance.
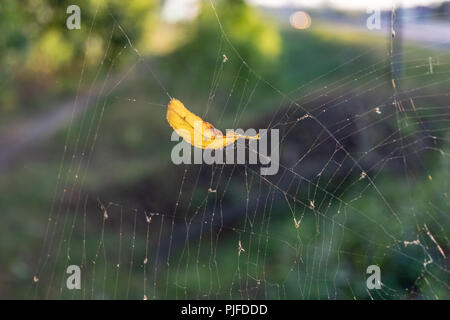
[0,64,142,171]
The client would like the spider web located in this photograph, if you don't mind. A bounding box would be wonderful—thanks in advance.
[28,1,450,300]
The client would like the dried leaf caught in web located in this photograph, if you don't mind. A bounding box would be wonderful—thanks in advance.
[166,98,259,149]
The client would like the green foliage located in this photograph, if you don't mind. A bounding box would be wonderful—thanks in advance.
[0,0,159,116]
[162,0,281,117]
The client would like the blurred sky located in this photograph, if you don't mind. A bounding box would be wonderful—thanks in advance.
[247,0,447,9]
[162,0,448,22]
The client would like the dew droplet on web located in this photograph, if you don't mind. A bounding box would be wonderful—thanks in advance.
[222,54,228,63]
[238,240,245,256]
[294,217,301,229]
[359,171,367,180]
[375,107,381,114]
[409,98,416,111]
[309,200,315,210]
[144,257,148,264]
[33,276,39,283]
[403,239,420,247]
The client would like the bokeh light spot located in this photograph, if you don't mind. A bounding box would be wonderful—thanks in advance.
[289,11,311,30]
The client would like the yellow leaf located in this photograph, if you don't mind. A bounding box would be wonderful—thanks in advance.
[166,98,259,149]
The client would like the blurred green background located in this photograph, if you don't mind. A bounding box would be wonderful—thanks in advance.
[0,0,449,299]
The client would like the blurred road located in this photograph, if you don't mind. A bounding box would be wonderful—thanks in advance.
[333,19,450,47]
[401,21,450,46]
